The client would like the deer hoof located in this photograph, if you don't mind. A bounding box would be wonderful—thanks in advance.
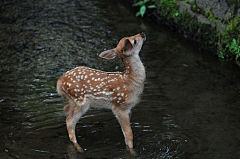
[74,143,84,153]
[129,148,138,157]
[126,146,138,157]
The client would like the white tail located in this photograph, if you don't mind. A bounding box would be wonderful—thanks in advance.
[57,33,146,156]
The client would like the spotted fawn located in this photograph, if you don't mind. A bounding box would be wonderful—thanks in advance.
[57,33,146,156]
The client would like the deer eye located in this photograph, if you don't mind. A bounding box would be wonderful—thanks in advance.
[133,39,137,45]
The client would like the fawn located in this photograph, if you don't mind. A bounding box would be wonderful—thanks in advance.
[57,33,146,156]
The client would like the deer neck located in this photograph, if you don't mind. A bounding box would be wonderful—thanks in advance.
[122,55,145,86]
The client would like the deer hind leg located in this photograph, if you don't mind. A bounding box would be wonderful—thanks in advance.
[113,109,138,156]
[63,104,70,115]
[65,98,90,153]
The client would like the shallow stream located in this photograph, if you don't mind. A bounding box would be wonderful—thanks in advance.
[0,0,240,158]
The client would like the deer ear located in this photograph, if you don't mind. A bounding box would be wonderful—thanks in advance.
[123,39,133,55]
[99,49,117,59]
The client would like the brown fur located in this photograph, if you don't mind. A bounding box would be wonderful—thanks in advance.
[57,33,146,156]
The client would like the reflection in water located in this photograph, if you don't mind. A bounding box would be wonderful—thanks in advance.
[0,0,240,158]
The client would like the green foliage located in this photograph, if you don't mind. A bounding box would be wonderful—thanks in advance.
[192,4,201,12]
[159,0,178,16]
[133,0,179,18]
[219,17,240,61]
[218,50,225,61]
[153,0,180,23]
[192,4,197,9]
[159,0,176,8]
[173,12,179,17]
[226,17,240,32]
[205,10,217,21]
[133,0,156,17]
[227,38,240,60]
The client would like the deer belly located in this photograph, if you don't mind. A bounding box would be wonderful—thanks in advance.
[86,94,112,109]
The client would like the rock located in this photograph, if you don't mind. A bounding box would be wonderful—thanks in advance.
[216,21,227,33]
[197,14,215,26]
[176,1,192,14]
[196,0,234,21]
[177,0,228,33]
[176,1,218,29]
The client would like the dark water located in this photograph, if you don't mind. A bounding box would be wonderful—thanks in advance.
[1,0,240,158]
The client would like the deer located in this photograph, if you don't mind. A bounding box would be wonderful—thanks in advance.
[57,33,146,156]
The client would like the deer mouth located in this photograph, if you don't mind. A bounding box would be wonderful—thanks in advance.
[140,32,146,41]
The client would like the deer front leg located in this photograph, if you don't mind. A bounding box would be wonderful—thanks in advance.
[113,109,138,156]
[66,99,90,153]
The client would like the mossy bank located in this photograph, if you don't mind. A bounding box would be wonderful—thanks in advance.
[123,0,240,67]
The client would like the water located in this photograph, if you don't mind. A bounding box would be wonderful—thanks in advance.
[0,0,240,158]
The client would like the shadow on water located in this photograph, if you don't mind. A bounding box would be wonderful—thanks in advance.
[0,0,240,158]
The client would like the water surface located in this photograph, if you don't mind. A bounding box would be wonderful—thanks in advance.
[0,0,240,158]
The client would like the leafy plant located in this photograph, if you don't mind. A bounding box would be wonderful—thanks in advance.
[226,17,240,32]
[133,0,156,17]
[228,38,240,60]
[173,12,179,17]
[158,0,179,18]
[218,50,225,61]
[218,17,240,61]
[218,37,240,61]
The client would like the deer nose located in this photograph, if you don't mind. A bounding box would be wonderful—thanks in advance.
[140,32,146,41]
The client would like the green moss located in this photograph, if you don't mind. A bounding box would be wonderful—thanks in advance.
[205,10,217,21]
[157,0,180,19]
[226,17,240,32]
[192,3,201,13]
